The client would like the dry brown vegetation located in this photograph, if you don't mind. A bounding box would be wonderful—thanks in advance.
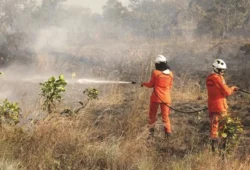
[1,38,250,170]
[1,0,250,169]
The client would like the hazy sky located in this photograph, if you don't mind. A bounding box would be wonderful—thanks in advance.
[64,0,130,13]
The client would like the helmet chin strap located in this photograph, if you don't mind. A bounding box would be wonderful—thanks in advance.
[213,67,225,75]
[213,68,219,74]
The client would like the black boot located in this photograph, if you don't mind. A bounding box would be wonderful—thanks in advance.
[164,127,171,139]
[149,128,155,137]
[219,139,227,160]
[211,139,218,152]
[165,132,171,139]
[219,139,227,151]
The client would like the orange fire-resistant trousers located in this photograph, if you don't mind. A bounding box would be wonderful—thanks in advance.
[209,112,227,139]
[149,101,171,134]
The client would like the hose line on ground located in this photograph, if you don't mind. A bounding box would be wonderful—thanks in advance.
[153,90,208,114]
[154,88,250,113]
[134,82,250,113]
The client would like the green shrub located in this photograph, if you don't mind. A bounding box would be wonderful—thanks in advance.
[0,99,21,125]
[219,116,244,152]
[62,88,99,115]
[83,88,99,100]
[40,75,67,113]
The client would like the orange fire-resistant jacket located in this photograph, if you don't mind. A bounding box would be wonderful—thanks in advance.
[143,70,173,103]
[206,73,235,113]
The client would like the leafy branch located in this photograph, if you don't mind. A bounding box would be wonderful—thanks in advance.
[60,88,99,116]
[75,88,99,113]
[0,99,21,125]
[40,75,67,113]
[219,116,244,152]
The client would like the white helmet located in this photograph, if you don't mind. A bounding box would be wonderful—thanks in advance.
[155,55,167,63]
[212,59,227,70]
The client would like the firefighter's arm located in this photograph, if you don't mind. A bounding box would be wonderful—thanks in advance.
[142,72,155,88]
[214,76,236,96]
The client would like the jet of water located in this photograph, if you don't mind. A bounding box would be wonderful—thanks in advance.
[77,78,133,84]
[1,75,136,85]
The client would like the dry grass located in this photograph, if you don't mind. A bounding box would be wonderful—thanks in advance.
[0,158,20,170]
[1,38,250,169]
[0,83,249,169]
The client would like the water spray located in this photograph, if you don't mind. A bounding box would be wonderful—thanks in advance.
[77,78,137,85]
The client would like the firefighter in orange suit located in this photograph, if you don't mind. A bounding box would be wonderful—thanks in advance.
[206,59,238,151]
[142,55,173,138]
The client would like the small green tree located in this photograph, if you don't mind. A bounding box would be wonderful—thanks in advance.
[0,99,21,125]
[60,88,99,116]
[83,88,99,100]
[75,88,99,113]
[219,116,244,153]
[40,75,67,113]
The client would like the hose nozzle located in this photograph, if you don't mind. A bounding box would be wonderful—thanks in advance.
[131,81,136,84]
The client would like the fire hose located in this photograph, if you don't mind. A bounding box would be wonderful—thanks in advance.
[153,90,208,113]
[238,89,250,95]
[130,81,250,114]
[132,81,208,113]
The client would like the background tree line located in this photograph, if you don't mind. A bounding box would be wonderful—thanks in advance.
[0,0,250,66]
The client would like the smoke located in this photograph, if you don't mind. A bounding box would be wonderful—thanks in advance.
[34,27,68,53]
[0,0,248,102]
[63,0,129,13]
